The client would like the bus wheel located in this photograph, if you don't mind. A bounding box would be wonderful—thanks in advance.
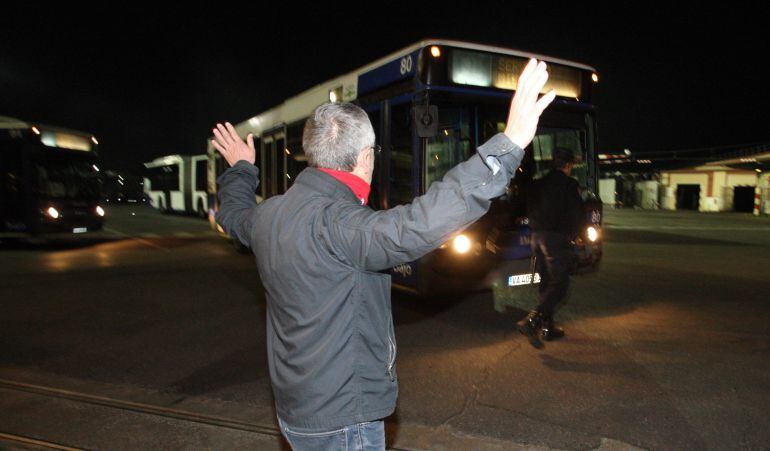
[231,237,250,254]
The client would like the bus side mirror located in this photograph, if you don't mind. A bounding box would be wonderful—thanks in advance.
[413,105,438,138]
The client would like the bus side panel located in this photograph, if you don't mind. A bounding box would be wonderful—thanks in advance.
[357,50,420,97]
[390,260,420,290]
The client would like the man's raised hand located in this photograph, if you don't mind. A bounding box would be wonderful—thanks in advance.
[504,59,557,150]
[211,122,256,166]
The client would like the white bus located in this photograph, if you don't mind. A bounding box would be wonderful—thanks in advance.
[143,154,208,217]
[207,39,604,294]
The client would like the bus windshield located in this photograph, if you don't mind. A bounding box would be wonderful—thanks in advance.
[425,102,590,190]
[35,151,101,200]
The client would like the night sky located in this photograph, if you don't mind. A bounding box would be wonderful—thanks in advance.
[2,4,768,172]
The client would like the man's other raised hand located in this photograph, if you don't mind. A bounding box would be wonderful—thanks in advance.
[504,59,557,150]
[212,122,256,166]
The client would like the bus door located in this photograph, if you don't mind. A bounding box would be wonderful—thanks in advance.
[384,98,419,209]
[182,156,193,214]
[381,97,421,290]
[423,107,470,193]
[0,141,28,232]
[260,128,286,198]
[285,122,307,192]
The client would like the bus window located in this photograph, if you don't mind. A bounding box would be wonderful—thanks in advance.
[35,152,101,200]
[0,142,25,225]
[389,103,413,206]
[147,165,180,191]
[260,139,274,198]
[2,142,24,194]
[531,129,587,187]
[424,107,472,189]
[275,137,286,195]
[195,159,207,191]
[285,122,307,189]
[215,153,227,178]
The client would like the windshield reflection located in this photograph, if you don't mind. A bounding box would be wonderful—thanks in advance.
[35,152,101,200]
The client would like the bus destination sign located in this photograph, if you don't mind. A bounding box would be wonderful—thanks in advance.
[450,49,584,99]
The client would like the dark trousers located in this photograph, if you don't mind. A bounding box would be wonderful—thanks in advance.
[531,231,574,318]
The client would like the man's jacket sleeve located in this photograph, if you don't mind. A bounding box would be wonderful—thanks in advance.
[215,160,260,248]
[330,133,525,272]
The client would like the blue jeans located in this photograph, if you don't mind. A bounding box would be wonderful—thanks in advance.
[277,417,386,451]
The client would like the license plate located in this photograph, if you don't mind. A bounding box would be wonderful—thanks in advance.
[508,272,541,287]
[73,227,88,234]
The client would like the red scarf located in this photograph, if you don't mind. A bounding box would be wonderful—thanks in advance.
[318,168,371,205]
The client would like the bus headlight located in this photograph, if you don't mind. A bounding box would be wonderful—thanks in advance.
[452,234,471,254]
[96,206,105,217]
[47,207,60,219]
[587,226,599,242]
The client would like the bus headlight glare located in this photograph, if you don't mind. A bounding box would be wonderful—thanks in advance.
[47,207,60,219]
[430,46,441,58]
[587,226,599,242]
[96,206,105,217]
[452,234,471,254]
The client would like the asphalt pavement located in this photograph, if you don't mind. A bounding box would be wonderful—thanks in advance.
[0,205,768,450]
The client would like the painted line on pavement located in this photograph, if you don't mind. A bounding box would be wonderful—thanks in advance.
[102,227,168,251]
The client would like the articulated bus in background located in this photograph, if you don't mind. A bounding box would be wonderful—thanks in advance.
[0,116,106,238]
[207,40,603,294]
[143,154,208,218]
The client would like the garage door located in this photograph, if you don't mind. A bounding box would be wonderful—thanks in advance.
[676,184,700,210]
[733,186,755,212]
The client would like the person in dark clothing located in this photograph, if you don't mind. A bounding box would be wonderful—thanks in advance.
[517,147,584,349]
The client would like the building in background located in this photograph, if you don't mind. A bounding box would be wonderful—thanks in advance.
[599,144,769,215]
[659,165,758,212]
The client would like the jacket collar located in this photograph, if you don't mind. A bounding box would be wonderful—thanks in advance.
[294,167,361,205]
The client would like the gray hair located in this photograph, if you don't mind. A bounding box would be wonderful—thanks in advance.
[302,102,375,171]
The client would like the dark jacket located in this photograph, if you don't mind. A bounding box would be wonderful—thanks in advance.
[215,133,524,429]
[527,169,584,239]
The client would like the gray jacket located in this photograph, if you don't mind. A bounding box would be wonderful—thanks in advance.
[215,133,523,429]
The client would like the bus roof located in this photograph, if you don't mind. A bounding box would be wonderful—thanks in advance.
[0,115,95,137]
[1,116,98,152]
[144,154,207,168]
[214,39,597,151]
[0,116,30,129]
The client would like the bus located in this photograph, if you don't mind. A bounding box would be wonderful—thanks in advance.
[0,116,105,238]
[207,40,603,294]
[143,154,208,218]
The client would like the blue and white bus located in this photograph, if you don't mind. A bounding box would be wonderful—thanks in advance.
[207,40,603,294]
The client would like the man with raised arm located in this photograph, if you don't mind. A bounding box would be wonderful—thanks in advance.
[211,59,555,451]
